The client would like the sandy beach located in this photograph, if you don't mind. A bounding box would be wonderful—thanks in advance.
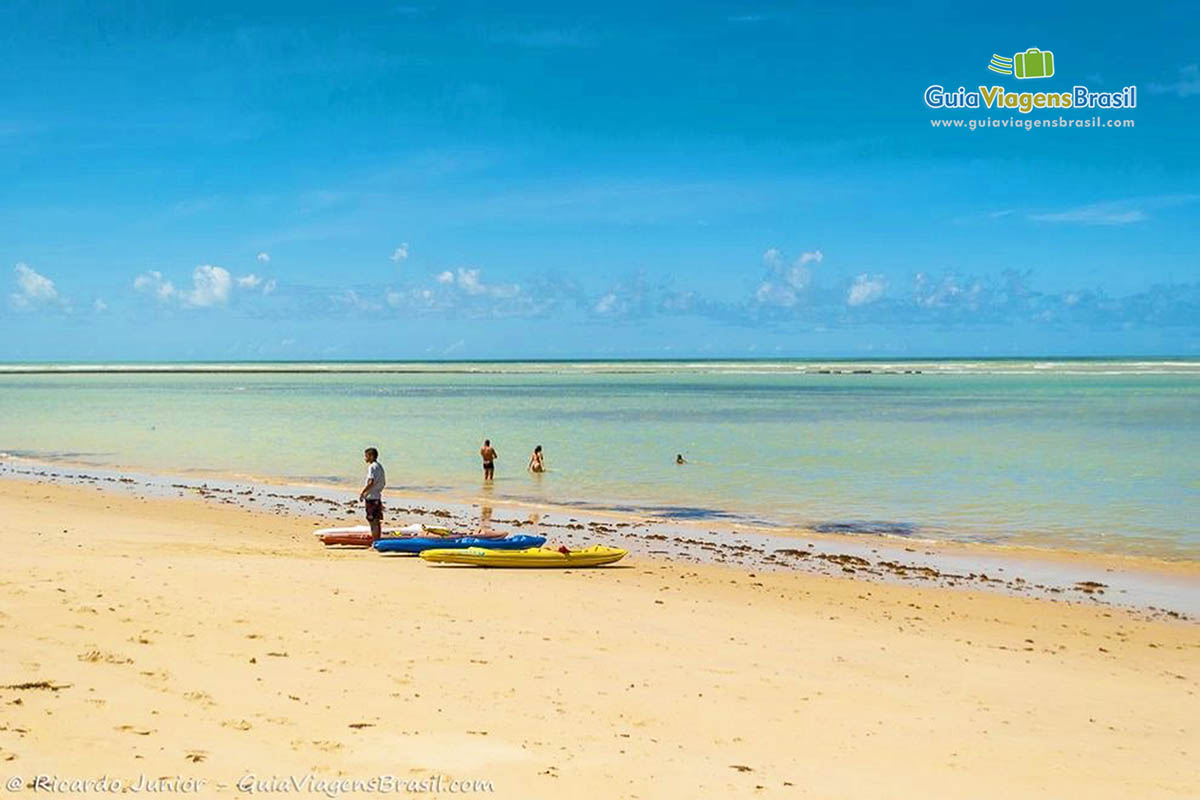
[1,477,1196,799]
[7,0,1199,796]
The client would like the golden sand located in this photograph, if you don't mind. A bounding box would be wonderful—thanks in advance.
[0,479,1196,798]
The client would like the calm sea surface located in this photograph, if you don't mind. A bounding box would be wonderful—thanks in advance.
[2,360,1197,558]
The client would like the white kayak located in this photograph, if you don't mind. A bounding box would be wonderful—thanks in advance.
[311,523,454,538]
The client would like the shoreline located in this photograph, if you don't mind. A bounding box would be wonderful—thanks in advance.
[3,453,1197,619]
[5,448,1199,559]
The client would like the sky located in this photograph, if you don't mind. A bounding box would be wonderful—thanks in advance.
[2,0,1198,360]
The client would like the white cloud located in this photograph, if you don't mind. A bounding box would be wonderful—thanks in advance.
[1029,195,1198,227]
[1029,204,1147,226]
[660,291,697,312]
[12,263,61,308]
[1148,64,1200,98]
[134,265,243,307]
[783,264,811,292]
[455,268,487,295]
[333,289,380,312]
[439,268,519,298]
[914,273,983,309]
[93,298,107,312]
[134,270,177,301]
[754,281,797,308]
[256,251,271,263]
[754,248,823,307]
[587,274,696,319]
[593,292,618,314]
[390,244,409,263]
[386,287,438,310]
[186,265,233,307]
[847,274,885,306]
[262,279,277,295]
[385,267,540,317]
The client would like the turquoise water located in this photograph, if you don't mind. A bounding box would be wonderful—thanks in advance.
[1,360,1198,558]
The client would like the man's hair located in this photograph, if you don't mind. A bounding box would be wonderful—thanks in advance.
[365,447,379,458]
[484,439,490,446]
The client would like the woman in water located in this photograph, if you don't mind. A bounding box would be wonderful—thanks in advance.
[528,445,545,473]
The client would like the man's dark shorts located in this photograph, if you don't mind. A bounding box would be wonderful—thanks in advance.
[365,499,384,522]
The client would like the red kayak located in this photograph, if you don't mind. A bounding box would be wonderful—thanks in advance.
[315,523,512,548]
[319,531,375,547]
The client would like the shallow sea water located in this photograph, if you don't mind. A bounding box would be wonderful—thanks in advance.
[2,359,1197,558]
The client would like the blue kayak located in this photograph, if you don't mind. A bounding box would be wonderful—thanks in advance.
[373,534,546,554]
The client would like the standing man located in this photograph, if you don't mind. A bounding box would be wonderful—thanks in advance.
[480,439,498,481]
[359,447,386,541]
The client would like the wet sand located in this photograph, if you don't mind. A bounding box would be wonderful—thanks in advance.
[3,456,1198,618]
[0,477,1197,798]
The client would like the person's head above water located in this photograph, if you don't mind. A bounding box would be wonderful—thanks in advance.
[676,453,685,464]
[364,447,378,462]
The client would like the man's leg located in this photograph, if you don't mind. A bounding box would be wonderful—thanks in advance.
[367,500,383,541]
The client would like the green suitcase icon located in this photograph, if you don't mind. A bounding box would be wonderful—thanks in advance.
[1014,48,1054,79]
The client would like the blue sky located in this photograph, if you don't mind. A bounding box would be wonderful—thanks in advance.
[2,0,1198,359]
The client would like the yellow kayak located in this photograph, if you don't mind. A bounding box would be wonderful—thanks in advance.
[420,545,627,568]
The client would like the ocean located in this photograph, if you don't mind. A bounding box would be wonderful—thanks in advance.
[2,359,1197,558]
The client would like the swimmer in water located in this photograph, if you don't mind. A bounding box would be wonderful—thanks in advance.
[480,439,497,481]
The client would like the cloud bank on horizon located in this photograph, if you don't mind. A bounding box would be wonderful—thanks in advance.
[0,2,1197,359]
